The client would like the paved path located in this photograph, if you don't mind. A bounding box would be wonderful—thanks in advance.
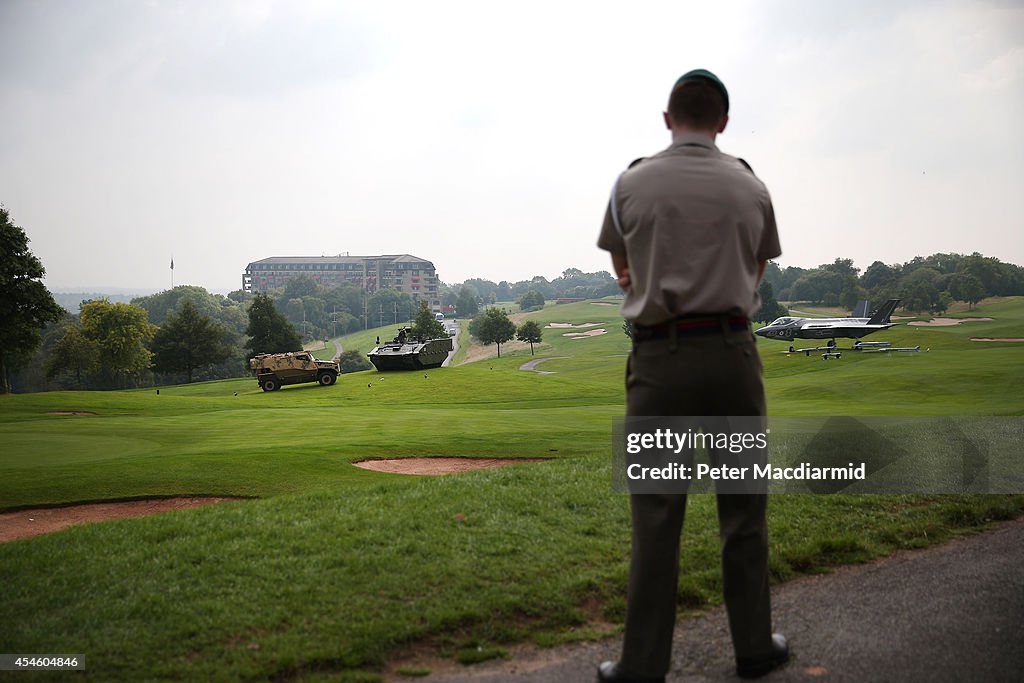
[413,518,1024,683]
[442,321,460,367]
[332,339,344,360]
[518,357,572,374]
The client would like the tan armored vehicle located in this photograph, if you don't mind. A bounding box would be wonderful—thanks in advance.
[249,351,339,391]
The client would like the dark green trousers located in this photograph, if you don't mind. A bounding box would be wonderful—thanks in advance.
[620,325,773,676]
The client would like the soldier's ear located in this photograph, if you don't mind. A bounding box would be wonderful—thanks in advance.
[663,111,672,130]
[718,113,729,134]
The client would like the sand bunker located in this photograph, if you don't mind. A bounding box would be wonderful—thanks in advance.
[970,338,1024,342]
[352,457,547,475]
[545,322,605,329]
[0,497,243,544]
[908,317,993,327]
[563,329,608,338]
[590,302,617,306]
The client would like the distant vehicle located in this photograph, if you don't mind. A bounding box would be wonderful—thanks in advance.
[249,352,339,391]
[434,312,445,321]
[755,299,919,358]
[368,326,453,371]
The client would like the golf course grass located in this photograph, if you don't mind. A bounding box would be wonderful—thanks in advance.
[2,297,1023,681]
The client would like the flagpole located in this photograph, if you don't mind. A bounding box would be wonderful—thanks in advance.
[170,256,175,289]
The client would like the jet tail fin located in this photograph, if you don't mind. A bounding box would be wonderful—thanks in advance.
[852,300,870,318]
[867,299,900,325]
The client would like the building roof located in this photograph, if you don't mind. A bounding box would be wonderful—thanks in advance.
[246,254,434,267]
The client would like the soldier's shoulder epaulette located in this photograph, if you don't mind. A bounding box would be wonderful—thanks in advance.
[627,157,646,170]
[737,157,755,175]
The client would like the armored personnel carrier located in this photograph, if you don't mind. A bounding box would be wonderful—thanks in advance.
[367,326,454,371]
[249,351,340,391]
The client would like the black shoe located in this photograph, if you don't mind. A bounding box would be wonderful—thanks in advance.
[736,633,789,679]
[597,660,665,683]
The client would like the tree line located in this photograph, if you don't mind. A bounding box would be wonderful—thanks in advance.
[4,203,1022,392]
[14,289,298,392]
[447,269,620,317]
[755,253,1024,321]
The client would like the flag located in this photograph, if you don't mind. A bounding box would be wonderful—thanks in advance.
[170,258,174,270]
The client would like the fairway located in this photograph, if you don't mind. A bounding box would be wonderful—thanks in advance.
[2,298,1023,682]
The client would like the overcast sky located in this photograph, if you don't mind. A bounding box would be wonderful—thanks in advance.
[1,0,1022,293]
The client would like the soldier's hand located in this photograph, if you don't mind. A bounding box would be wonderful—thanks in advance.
[616,267,632,292]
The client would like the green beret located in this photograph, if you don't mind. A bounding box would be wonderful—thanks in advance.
[672,68,729,113]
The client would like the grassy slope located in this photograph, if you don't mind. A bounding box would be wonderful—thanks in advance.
[1,297,1023,681]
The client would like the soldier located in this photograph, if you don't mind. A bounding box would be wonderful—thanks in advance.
[596,69,787,682]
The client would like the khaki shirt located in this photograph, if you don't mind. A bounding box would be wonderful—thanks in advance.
[597,133,781,325]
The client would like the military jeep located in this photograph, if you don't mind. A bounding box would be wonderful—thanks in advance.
[249,352,340,391]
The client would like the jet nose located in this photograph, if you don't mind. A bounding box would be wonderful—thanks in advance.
[754,326,769,338]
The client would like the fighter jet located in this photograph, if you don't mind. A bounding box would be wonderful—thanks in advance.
[755,299,901,344]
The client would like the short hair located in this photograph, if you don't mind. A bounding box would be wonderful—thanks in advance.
[667,79,726,130]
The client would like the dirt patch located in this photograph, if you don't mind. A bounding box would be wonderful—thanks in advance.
[908,317,993,327]
[353,457,548,475]
[970,337,1024,342]
[591,301,617,306]
[454,310,536,365]
[563,328,608,338]
[46,411,96,415]
[0,497,244,544]
[545,322,605,329]
[459,338,533,364]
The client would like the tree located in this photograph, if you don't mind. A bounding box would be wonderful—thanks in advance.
[754,281,787,323]
[934,291,953,316]
[516,320,543,355]
[79,299,157,388]
[367,289,415,328]
[468,312,486,340]
[411,301,446,339]
[286,298,308,337]
[226,289,251,304]
[0,206,64,393]
[861,261,900,291]
[281,274,320,300]
[45,323,99,388]
[790,269,845,305]
[949,273,985,309]
[246,293,302,358]
[463,278,498,303]
[550,268,619,299]
[823,257,860,279]
[323,282,364,320]
[132,285,221,325]
[337,350,372,374]
[772,264,807,301]
[456,285,479,317]
[838,283,867,313]
[151,300,231,383]
[475,307,516,357]
[132,287,249,382]
[519,290,545,311]
[899,267,943,314]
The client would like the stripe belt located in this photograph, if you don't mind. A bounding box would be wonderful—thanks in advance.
[632,315,750,341]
